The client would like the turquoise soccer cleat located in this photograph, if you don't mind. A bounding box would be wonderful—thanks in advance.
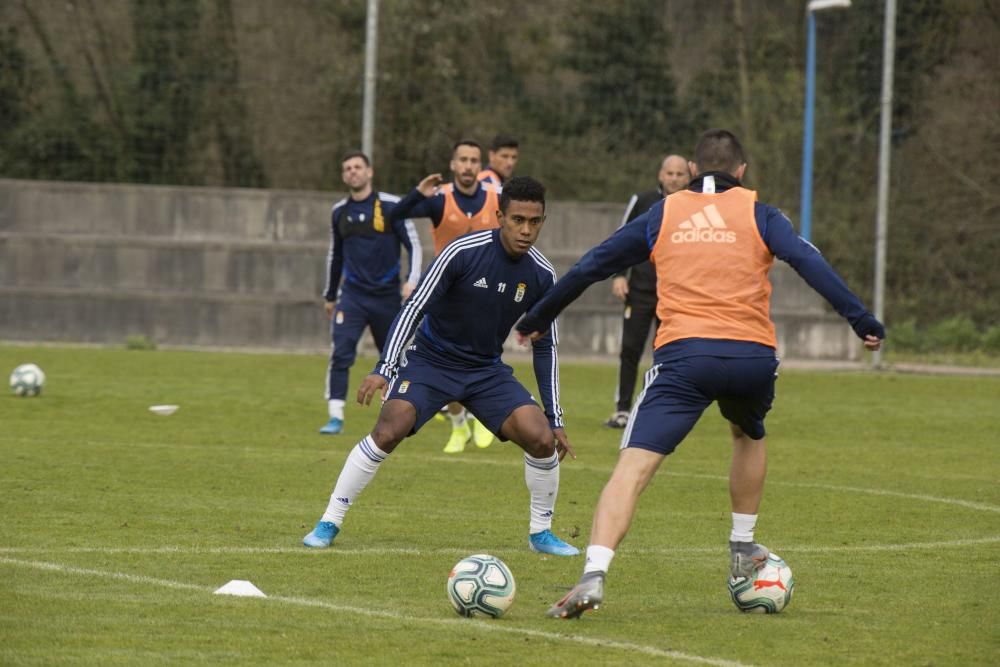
[303,521,340,548]
[529,529,580,556]
[319,417,344,435]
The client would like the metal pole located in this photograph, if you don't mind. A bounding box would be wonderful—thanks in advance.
[872,0,896,369]
[800,12,817,242]
[361,0,379,159]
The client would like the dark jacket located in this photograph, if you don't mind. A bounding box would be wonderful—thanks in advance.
[613,187,663,301]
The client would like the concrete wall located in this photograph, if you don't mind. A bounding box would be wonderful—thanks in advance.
[0,178,860,360]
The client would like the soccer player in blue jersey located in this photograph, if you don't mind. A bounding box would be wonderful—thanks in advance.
[320,150,423,435]
[303,176,580,557]
[389,139,502,452]
[516,129,885,617]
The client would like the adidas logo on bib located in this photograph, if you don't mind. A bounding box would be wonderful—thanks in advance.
[474,277,489,288]
[671,204,737,244]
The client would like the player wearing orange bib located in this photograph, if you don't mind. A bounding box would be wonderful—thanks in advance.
[517,129,885,618]
[389,139,502,451]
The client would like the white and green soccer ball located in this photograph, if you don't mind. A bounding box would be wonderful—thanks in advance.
[9,363,45,397]
[447,554,516,618]
[728,552,795,614]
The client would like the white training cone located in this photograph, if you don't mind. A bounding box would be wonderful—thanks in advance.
[213,580,267,598]
[149,405,179,416]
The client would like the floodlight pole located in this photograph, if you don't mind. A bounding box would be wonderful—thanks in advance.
[361,0,379,160]
[799,0,851,243]
[872,0,897,369]
[800,12,817,243]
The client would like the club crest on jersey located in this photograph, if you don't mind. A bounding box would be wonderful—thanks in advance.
[336,310,345,324]
[514,282,527,302]
[398,380,410,394]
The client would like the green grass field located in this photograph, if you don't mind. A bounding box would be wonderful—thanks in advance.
[2,346,998,666]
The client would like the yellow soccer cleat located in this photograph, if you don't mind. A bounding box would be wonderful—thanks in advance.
[472,418,494,449]
[443,422,471,454]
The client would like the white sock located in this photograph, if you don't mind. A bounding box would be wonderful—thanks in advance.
[328,399,345,420]
[449,409,467,428]
[320,435,387,525]
[584,545,615,574]
[730,512,758,543]
[524,452,559,534]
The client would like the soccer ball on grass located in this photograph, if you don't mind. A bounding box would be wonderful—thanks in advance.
[728,552,794,613]
[10,363,46,397]
[446,554,516,618]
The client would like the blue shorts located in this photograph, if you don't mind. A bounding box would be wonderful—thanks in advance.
[384,344,537,440]
[622,355,780,455]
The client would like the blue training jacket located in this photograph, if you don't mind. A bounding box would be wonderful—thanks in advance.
[376,229,564,429]
[325,191,422,300]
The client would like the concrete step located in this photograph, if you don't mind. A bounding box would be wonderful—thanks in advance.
[0,233,328,297]
[0,178,334,244]
[0,288,324,349]
[0,231,834,313]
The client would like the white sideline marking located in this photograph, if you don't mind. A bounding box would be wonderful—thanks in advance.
[2,536,996,558]
[0,557,749,667]
[66,439,1000,515]
[773,481,1000,515]
[425,455,1000,515]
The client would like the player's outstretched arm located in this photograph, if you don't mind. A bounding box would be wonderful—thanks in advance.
[517,211,654,338]
[387,178,442,225]
[357,374,388,406]
[761,205,886,347]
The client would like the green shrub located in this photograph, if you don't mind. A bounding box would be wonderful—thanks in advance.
[982,325,1000,354]
[888,318,923,352]
[124,335,157,351]
[926,316,982,353]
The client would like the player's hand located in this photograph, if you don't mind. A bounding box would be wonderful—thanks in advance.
[401,282,416,301]
[553,427,576,462]
[863,335,882,351]
[324,301,336,320]
[611,276,629,302]
[357,374,388,406]
[852,313,885,343]
[515,330,546,346]
[417,173,443,197]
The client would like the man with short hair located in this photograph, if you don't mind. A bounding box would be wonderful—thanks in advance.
[516,129,885,618]
[304,176,580,557]
[478,133,519,188]
[389,140,502,452]
[320,150,422,435]
[605,154,690,429]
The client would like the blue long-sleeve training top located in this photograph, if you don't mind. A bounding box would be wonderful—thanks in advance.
[325,191,422,300]
[387,181,490,227]
[375,229,564,429]
[517,172,881,362]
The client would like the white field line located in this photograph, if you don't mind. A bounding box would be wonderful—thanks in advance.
[0,556,749,667]
[2,536,997,558]
[65,439,1000,514]
[422,455,1000,515]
